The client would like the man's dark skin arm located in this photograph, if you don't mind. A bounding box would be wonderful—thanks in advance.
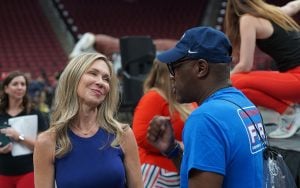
[147,116,182,170]
[163,140,183,171]
[147,116,223,188]
[189,169,223,188]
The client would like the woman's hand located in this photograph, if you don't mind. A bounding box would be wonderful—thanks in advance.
[0,127,20,141]
[0,143,13,154]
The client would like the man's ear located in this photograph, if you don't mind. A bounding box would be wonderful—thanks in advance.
[195,59,209,77]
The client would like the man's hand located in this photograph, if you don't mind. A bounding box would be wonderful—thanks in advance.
[147,116,175,154]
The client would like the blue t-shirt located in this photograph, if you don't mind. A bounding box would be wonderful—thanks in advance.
[55,129,126,188]
[180,87,264,188]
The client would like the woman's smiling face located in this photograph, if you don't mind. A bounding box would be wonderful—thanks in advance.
[77,59,111,107]
[4,75,27,101]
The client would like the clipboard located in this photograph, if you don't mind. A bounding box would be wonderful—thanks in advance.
[8,115,38,156]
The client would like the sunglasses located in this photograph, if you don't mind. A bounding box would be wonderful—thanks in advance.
[167,57,198,76]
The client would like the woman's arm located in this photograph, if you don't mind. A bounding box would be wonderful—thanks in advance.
[0,143,13,154]
[120,127,143,188]
[0,127,36,150]
[280,0,300,17]
[0,111,49,151]
[33,131,56,188]
[231,15,257,74]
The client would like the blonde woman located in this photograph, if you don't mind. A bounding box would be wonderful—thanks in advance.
[225,0,300,138]
[132,60,197,188]
[34,53,143,188]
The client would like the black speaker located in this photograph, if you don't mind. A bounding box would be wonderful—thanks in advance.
[119,36,156,109]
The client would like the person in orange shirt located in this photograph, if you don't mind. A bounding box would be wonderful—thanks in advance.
[132,60,196,188]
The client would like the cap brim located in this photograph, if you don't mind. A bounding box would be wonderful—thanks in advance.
[156,47,186,64]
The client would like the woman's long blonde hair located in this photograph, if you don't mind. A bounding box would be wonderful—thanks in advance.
[225,0,300,53]
[143,60,193,121]
[50,53,126,158]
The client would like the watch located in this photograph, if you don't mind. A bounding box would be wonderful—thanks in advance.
[18,134,25,141]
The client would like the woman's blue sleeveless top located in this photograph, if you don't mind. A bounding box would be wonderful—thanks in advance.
[55,129,126,188]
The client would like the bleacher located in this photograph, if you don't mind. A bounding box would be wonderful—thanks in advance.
[0,0,298,79]
[0,0,67,79]
[57,0,208,40]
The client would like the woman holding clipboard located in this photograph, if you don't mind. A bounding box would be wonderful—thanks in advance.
[0,71,47,188]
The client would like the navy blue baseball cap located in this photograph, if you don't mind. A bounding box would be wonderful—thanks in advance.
[157,27,232,64]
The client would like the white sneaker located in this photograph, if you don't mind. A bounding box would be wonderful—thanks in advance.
[268,106,300,139]
[69,32,96,59]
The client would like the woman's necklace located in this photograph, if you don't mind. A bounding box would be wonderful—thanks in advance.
[72,124,98,136]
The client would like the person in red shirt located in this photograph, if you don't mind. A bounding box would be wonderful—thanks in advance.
[132,60,197,188]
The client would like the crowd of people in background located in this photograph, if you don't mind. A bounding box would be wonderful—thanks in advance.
[0,70,62,125]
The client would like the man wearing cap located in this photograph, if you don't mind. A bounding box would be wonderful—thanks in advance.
[147,27,264,188]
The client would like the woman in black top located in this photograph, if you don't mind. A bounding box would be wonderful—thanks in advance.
[0,71,47,188]
[225,0,300,139]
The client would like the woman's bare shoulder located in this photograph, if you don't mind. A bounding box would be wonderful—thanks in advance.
[240,13,259,23]
[34,129,56,163]
[36,130,56,149]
